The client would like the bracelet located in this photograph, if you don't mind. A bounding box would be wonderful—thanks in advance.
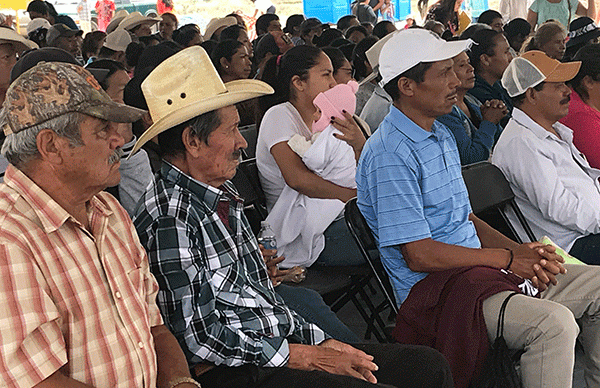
[504,248,514,271]
[168,377,202,388]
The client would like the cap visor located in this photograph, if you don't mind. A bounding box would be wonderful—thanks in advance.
[128,79,274,157]
[566,29,600,47]
[359,71,377,86]
[83,101,146,123]
[545,61,581,83]
[426,39,473,63]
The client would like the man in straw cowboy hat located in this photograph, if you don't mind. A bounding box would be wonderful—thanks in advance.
[0,62,200,388]
[119,11,161,38]
[131,45,453,388]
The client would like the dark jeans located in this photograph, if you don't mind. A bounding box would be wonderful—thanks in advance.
[275,283,360,343]
[316,218,366,267]
[569,234,600,265]
[194,343,453,388]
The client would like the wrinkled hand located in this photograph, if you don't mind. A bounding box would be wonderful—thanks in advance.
[259,244,288,286]
[289,343,378,383]
[481,99,508,124]
[330,110,367,155]
[511,243,566,290]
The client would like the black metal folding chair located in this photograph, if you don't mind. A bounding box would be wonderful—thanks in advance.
[461,161,536,243]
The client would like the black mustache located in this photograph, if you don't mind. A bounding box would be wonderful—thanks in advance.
[561,96,571,105]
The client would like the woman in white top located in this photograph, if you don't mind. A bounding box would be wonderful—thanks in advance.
[256,45,367,268]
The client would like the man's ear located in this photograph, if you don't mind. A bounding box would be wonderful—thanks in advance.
[525,87,537,104]
[480,53,491,68]
[219,57,230,71]
[36,128,64,165]
[181,126,203,158]
[397,77,416,97]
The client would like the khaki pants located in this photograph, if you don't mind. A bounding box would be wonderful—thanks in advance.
[483,264,600,388]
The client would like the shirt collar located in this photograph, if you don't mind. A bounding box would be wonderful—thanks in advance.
[160,161,241,213]
[511,108,574,143]
[4,165,112,233]
[388,105,446,142]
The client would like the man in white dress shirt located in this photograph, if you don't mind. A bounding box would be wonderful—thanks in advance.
[492,50,600,265]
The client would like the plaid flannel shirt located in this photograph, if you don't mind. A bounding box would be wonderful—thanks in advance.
[133,162,328,368]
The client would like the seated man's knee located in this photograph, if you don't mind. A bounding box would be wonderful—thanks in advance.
[542,305,579,344]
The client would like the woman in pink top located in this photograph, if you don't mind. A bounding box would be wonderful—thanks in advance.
[560,43,600,169]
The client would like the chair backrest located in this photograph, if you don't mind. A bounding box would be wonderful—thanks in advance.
[345,198,399,314]
[461,161,536,243]
[231,158,268,235]
[239,124,258,159]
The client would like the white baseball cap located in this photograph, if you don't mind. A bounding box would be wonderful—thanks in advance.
[379,29,473,86]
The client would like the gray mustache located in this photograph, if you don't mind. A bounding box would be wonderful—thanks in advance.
[108,147,124,164]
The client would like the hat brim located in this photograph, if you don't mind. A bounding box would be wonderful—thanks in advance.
[0,37,38,52]
[82,100,146,124]
[566,28,600,47]
[545,61,581,83]
[106,16,127,33]
[359,71,377,86]
[121,18,160,31]
[129,79,274,156]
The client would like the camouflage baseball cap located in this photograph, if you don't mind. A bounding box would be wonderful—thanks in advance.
[1,62,145,135]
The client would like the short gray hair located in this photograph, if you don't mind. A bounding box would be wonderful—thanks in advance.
[1,112,84,168]
[158,108,222,159]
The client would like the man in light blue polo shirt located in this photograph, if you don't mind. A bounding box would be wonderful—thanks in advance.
[356,28,600,388]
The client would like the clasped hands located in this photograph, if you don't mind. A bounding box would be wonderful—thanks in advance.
[511,242,567,291]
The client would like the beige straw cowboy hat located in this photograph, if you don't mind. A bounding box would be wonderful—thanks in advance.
[106,9,129,33]
[117,11,159,32]
[0,27,38,52]
[129,46,273,156]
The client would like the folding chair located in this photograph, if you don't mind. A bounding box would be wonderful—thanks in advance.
[230,159,389,341]
[461,161,536,243]
[239,124,258,159]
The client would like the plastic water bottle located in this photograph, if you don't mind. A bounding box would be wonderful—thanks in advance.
[257,221,277,252]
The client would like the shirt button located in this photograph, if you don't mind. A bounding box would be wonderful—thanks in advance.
[115,291,122,299]
[138,341,144,349]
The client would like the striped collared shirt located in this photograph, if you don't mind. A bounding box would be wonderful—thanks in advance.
[0,165,163,388]
[133,162,328,369]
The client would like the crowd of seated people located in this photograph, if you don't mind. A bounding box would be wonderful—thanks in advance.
[2,2,600,387]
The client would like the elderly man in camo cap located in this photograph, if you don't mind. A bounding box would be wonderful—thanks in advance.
[0,62,201,388]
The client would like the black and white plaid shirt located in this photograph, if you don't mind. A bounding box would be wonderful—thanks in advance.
[133,162,328,368]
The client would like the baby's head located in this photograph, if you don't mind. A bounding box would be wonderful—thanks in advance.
[312,80,359,133]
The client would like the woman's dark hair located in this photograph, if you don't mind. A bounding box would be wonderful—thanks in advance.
[468,28,503,72]
[211,39,244,74]
[322,46,349,76]
[284,14,305,35]
[477,9,503,26]
[200,40,218,55]
[85,59,127,90]
[258,45,323,117]
[352,35,378,80]
[419,0,459,25]
[254,32,280,65]
[345,25,368,39]
[522,20,565,54]
[220,24,245,42]
[125,41,144,69]
[173,24,201,47]
[315,28,343,47]
[81,31,106,62]
[373,20,395,38]
[459,22,491,40]
[337,15,358,32]
[569,44,600,100]
[138,35,160,46]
